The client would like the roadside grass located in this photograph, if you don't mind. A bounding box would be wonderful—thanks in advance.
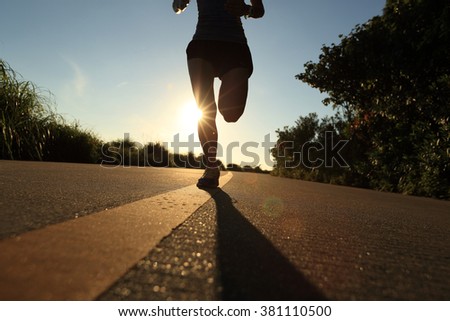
[1,59,102,163]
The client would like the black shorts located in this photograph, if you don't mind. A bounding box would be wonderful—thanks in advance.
[186,40,253,79]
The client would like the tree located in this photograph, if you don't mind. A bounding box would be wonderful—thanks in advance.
[272,113,352,184]
[296,0,450,198]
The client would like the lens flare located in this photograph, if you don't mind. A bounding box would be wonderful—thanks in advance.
[262,196,285,218]
[181,100,202,122]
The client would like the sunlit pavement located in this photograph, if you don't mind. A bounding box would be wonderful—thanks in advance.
[1,161,449,300]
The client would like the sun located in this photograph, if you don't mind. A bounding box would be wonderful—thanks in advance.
[181,99,203,123]
[177,99,204,135]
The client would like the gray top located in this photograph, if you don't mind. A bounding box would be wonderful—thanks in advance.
[192,0,247,44]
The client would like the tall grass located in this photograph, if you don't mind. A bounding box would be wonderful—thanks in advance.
[1,59,57,160]
[0,59,102,163]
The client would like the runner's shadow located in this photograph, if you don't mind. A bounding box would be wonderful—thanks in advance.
[209,188,326,300]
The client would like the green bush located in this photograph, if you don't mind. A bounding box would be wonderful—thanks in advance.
[1,59,102,163]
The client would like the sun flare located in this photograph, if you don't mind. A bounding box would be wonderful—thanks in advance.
[181,99,203,123]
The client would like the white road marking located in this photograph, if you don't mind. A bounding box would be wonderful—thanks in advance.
[0,172,232,300]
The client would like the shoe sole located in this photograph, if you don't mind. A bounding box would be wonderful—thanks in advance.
[196,178,219,189]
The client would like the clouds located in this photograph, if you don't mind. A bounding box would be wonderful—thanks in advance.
[64,57,88,97]
[116,81,129,88]
[56,56,91,116]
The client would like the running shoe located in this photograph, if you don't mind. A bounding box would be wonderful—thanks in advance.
[196,167,220,189]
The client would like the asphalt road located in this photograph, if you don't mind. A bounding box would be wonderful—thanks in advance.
[1,160,449,300]
[0,160,200,239]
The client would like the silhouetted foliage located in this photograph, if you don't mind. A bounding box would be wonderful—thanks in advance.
[272,113,354,185]
[1,59,102,163]
[173,152,203,169]
[43,122,102,163]
[227,163,243,171]
[287,0,450,199]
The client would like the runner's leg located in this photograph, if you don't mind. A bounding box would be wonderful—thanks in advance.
[187,58,218,167]
[218,68,249,123]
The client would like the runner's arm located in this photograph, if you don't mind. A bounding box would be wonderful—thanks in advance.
[249,0,264,18]
[225,0,265,19]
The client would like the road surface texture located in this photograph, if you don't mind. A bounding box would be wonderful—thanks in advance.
[1,160,449,300]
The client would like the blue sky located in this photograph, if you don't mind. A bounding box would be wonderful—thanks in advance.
[1,0,385,169]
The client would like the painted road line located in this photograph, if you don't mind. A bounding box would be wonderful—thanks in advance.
[0,172,232,300]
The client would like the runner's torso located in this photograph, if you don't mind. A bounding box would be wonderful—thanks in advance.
[193,0,247,44]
